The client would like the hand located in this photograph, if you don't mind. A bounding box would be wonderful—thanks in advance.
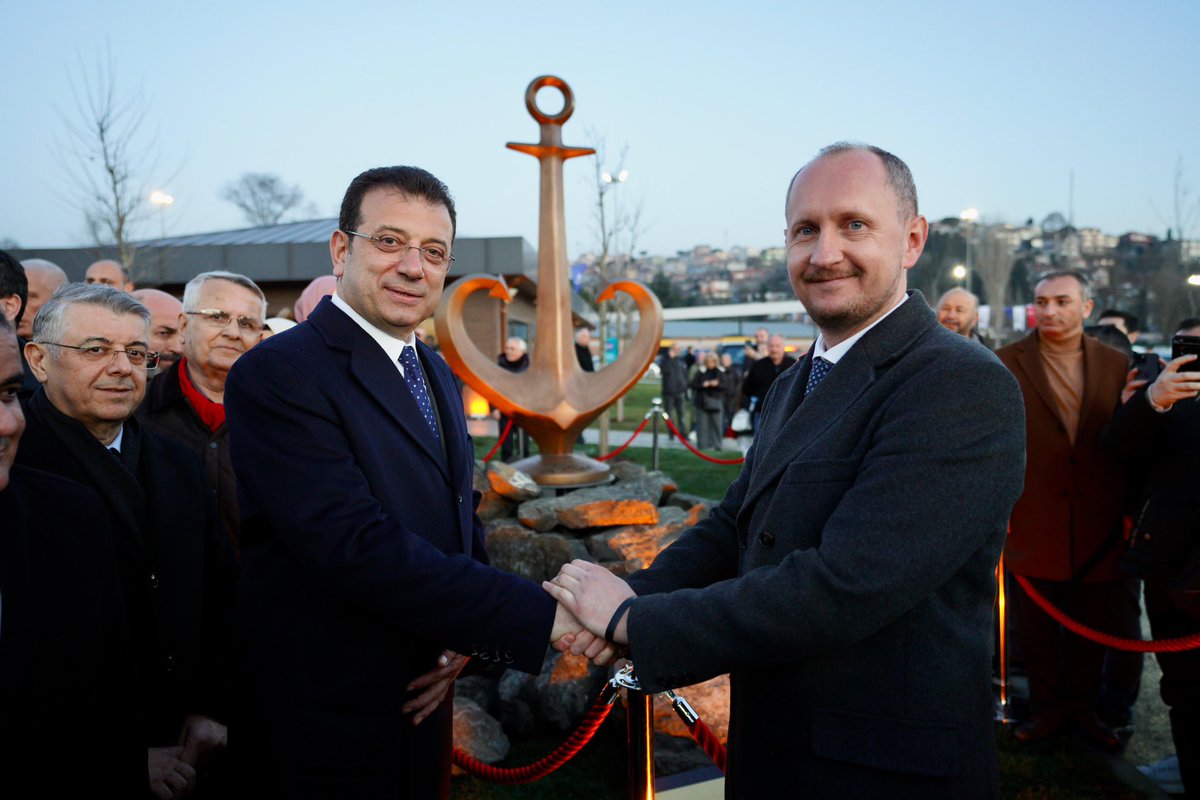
[567,627,623,666]
[1147,354,1200,411]
[404,650,468,725]
[178,714,227,770]
[148,746,196,799]
[1120,367,1149,405]
[544,560,637,645]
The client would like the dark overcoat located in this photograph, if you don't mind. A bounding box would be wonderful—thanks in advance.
[626,293,1026,799]
[224,297,556,798]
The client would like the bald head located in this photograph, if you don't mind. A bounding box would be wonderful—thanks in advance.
[767,334,786,364]
[86,259,134,292]
[18,259,68,339]
[132,288,184,365]
[936,288,979,337]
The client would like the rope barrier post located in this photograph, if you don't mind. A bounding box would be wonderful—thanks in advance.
[649,398,663,472]
[994,554,1013,724]
[626,686,655,799]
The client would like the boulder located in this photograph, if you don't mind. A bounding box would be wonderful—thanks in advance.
[517,480,665,532]
[485,521,589,583]
[585,506,689,568]
[610,460,648,483]
[486,461,542,502]
[453,697,510,764]
[476,490,514,522]
[456,675,498,714]
[557,499,659,530]
[532,651,609,732]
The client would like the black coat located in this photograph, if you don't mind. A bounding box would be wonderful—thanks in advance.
[739,353,796,408]
[16,390,237,745]
[0,465,146,795]
[137,359,239,552]
[224,297,556,798]
[659,354,688,396]
[625,294,1026,798]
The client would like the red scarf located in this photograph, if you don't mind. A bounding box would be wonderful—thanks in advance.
[178,358,227,433]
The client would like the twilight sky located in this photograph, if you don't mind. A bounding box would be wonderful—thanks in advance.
[3,0,1198,258]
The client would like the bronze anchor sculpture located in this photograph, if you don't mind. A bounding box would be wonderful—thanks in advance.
[435,75,663,487]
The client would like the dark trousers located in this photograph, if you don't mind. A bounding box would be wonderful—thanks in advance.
[497,413,524,462]
[1011,575,1133,720]
[1099,576,1145,727]
[1145,578,1200,798]
[662,392,687,432]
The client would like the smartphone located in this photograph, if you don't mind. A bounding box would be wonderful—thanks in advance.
[1172,335,1200,361]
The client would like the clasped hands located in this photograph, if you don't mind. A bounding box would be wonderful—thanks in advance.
[403,560,637,725]
[545,559,637,666]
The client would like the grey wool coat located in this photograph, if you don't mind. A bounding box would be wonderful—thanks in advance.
[626,291,1026,799]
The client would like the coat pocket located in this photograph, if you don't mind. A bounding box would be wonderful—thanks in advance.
[811,707,961,777]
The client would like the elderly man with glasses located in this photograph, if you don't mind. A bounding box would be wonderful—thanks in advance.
[17,283,238,800]
[138,271,267,553]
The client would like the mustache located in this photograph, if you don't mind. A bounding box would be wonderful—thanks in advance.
[802,266,859,283]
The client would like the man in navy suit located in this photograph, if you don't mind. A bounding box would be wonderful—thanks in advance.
[548,143,1026,798]
[225,166,585,798]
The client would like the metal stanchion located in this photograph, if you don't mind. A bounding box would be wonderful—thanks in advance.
[995,554,1013,724]
[627,687,655,799]
[650,398,663,472]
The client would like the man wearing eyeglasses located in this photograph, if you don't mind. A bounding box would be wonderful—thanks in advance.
[17,283,238,799]
[224,166,589,798]
[138,272,266,552]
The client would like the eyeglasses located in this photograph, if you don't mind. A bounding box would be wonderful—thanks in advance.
[185,309,265,333]
[341,230,454,269]
[40,342,160,369]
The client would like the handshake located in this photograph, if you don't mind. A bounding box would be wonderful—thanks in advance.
[544,559,638,666]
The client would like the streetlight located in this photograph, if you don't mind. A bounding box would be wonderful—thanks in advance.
[149,190,174,240]
[1187,274,1200,287]
[952,264,967,285]
[1188,274,1200,315]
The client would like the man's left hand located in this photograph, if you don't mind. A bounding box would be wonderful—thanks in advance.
[404,650,468,725]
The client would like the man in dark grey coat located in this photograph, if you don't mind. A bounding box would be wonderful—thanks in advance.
[548,143,1026,798]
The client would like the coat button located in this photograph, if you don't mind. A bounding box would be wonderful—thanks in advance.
[209,441,218,449]
[149,573,159,589]
[165,655,176,672]
[458,494,463,504]
[758,532,775,548]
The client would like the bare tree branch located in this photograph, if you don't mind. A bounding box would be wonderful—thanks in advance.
[221,172,312,227]
[53,46,174,283]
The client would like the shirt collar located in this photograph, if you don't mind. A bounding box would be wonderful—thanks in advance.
[813,293,909,365]
[331,291,417,367]
[108,425,125,453]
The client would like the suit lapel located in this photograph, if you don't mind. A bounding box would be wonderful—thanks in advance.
[310,299,450,483]
[1076,335,1110,443]
[741,293,932,512]
[1014,334,1063,425]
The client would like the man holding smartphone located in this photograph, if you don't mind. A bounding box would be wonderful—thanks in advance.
[1103,318,1200,796]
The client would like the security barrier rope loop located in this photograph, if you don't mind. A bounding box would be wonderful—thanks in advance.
[684,717,728,772]
[481,419,515,463]
[452,682,617,784]
[662,416,746,465]
[1014,574,1200,653]
[597,416,651,461]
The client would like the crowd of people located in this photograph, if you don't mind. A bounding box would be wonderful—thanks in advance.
[0,142,1197,800]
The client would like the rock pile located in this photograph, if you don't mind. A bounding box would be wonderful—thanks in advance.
[453,458,730,776]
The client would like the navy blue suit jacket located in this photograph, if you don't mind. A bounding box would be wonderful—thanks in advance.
[224,297,555,797]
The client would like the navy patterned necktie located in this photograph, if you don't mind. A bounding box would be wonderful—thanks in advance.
[399,346,439,441]
[805,356,833,397]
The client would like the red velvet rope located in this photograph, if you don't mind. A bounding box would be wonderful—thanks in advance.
[685,717,728,772]
[1014,574,1200,653]
[597,416,651,461]
[663,416,746,465]
[451,690,615,784]
[482,419,515,463]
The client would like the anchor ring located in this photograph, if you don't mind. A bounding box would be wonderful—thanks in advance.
[524,75,575,125]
